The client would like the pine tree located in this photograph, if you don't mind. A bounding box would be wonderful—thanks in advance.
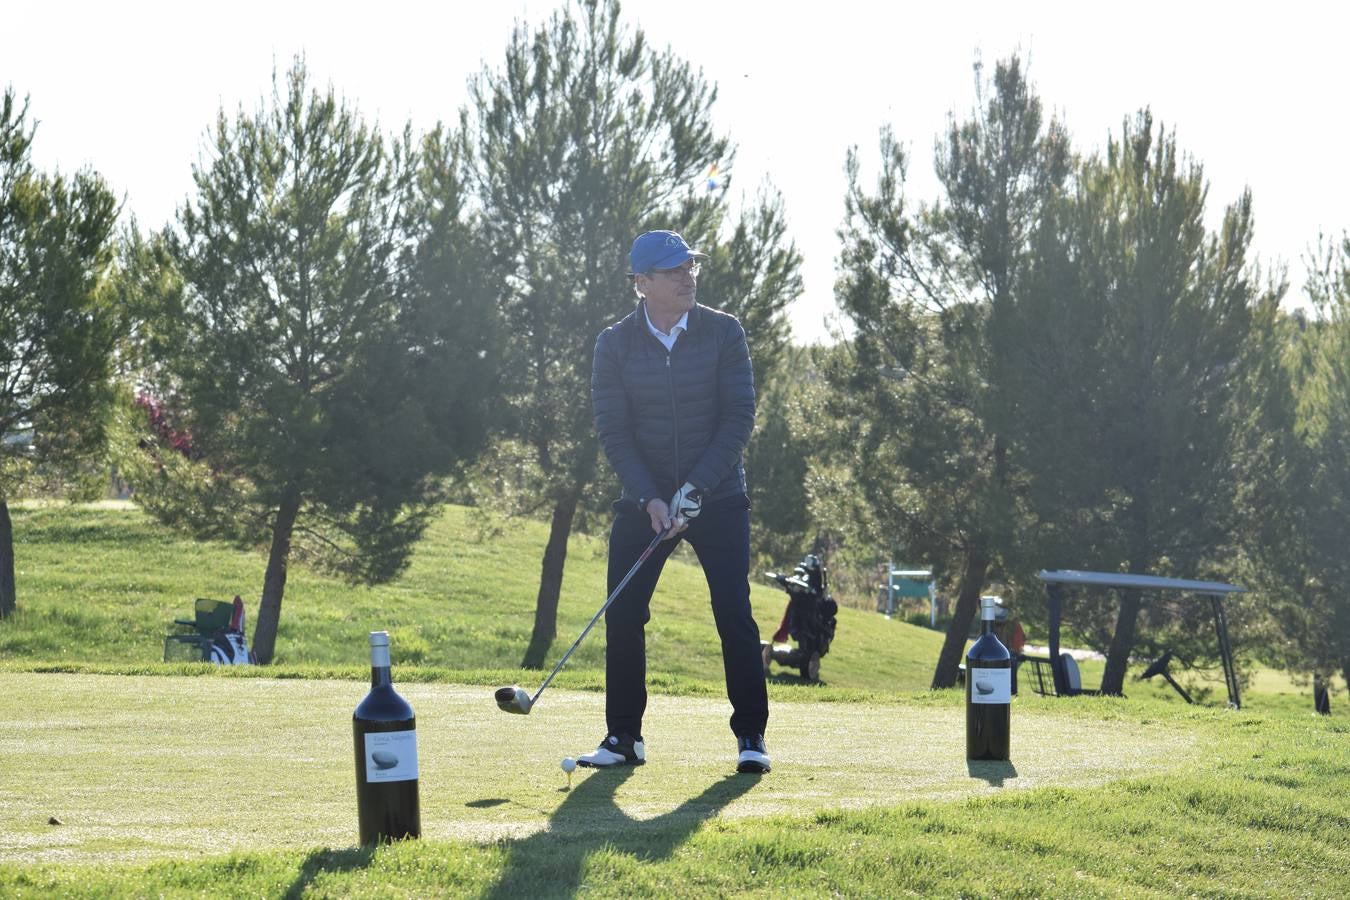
[0,88,122,618]
[138,62,497,662]
[1006,112,1261,693]
[830,56,1069,687]
[462,0,800,667]
[1274,236,1350,692]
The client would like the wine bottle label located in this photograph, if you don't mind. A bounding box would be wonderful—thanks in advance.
[364,730,419,782]
[969,668,1011,704]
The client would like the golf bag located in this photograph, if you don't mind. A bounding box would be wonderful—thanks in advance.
[209,595,254,665]
[761,554,838,681]
[1314,674,1331,715]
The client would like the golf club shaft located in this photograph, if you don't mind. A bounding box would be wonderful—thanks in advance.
[530,525,672,706]
[1162,670,1194,704]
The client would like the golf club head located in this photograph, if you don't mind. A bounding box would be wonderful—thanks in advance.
[494,685,532,714]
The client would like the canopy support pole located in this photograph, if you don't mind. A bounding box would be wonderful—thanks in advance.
[1210,594,1241,709]
[1047,583,1067,696]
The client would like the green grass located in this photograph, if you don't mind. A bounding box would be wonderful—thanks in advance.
[1068,653,1338,717]
[1,672,1346,897]
[0,501,941,692]
[3,502,1348,896]
[6,501,1335,711]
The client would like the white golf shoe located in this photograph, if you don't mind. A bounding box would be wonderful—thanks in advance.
[577,733,646,768]
[736,734,770,774]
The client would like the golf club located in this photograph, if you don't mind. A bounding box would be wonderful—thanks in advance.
[495,523,674,715]
[1138,649,1194,704]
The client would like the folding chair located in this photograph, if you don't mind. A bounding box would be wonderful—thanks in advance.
[163,598,234,662]
[1019,651,1102,697]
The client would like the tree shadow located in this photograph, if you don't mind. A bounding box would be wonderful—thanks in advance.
[966,760,1018,787]
[281,845,376,899]
[484,767,760,898]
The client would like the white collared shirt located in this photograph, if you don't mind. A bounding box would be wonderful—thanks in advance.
[644,306,688,351]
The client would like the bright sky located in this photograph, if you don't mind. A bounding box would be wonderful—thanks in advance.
[8,1,1347,341]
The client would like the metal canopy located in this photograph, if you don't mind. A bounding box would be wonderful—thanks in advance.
[1037,570,1245,595]
[1032,569,1245,708]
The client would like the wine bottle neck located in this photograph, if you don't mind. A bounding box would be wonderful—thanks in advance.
[370,639,392,687]
[980,597,996,632]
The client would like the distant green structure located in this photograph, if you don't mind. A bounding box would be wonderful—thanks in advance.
[883,565,937,625]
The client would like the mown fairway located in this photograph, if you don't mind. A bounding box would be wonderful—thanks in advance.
[2,503,1348,896]
[4,674,1201,863]
[1,672,1347,897]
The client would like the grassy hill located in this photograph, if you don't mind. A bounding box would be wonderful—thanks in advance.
[3,501,1336,712]
[0,501,942,693]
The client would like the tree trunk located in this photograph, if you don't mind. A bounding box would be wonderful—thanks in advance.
[1100,588,1143,695]
[0,500,15,619]
[930,549,990,688]
[521,493,580,669]
[251,486,302,665]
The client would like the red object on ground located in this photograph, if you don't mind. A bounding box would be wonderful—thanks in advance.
[772,604,791,644]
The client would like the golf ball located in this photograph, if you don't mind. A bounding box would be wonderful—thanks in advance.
[561,757,577,773]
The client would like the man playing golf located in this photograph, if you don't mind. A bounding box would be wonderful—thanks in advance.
[579,229,770,774]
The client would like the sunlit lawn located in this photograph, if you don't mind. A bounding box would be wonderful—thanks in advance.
[1,672,1346,897]
[2,503,1347,896]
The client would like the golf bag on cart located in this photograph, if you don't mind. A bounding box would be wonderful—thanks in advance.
[209,595,253,665]
[761,554,839,681]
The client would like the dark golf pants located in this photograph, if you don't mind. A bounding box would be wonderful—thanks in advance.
[604,497,769,740]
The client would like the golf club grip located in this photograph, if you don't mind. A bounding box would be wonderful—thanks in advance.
[531,526,671,704]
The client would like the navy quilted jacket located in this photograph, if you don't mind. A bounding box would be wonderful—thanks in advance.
[591,301,756,508]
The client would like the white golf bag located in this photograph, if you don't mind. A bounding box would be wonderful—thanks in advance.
[209,595,254,665]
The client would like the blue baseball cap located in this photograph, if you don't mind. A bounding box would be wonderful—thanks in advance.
[628,230,708,275]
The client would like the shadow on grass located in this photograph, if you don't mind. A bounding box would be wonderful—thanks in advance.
[282,846,376,899]
[12,509,166,548]
[765,673,829,687]
[485,767,760,898]
[967,760,1018,787]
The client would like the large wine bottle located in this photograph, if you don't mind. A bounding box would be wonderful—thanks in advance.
[353,631,420,844]
[966,596,1011,760]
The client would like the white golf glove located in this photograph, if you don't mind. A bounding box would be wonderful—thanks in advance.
[670,482,703,524]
